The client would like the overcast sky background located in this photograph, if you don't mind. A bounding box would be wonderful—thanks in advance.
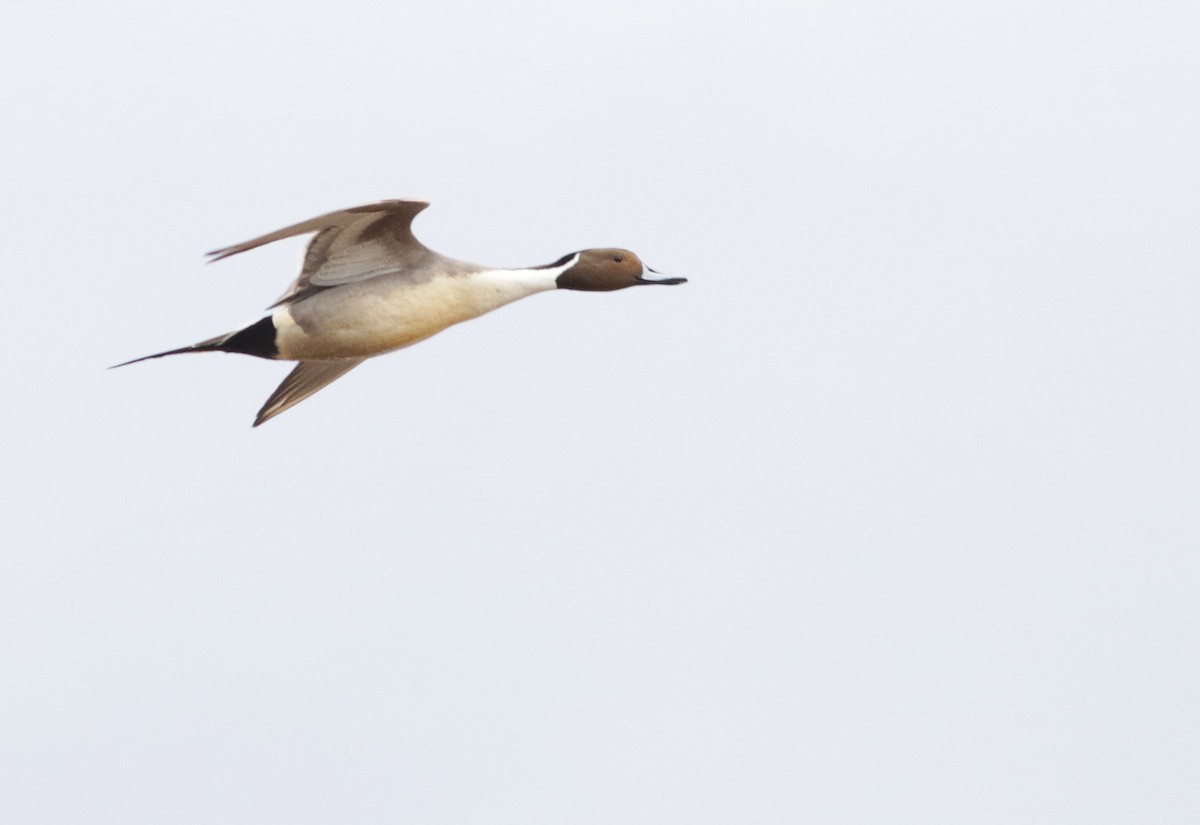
[2,1,1198,822]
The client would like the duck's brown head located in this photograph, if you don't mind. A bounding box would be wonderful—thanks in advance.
[553,248,686,292]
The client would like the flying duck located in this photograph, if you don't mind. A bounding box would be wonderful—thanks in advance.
[116,199,686,426]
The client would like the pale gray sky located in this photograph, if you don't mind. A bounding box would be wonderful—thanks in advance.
[3,0,1198,822]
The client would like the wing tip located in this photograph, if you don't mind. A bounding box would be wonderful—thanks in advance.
[204,198,431,265]
[205,246,241,263]
[250,359,365,428]
[252,399,284,427]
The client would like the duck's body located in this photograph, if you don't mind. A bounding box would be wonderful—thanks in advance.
[117,200,685,426]
[272,257,570,360]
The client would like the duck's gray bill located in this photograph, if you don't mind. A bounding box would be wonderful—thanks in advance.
[637,266,687,285]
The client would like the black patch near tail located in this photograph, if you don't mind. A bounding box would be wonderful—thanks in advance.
[219,316,278,359]
[111,316,278,368]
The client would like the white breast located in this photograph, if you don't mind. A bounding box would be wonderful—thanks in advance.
[273,263,570,360]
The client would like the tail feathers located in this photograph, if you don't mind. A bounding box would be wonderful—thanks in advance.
[112,317,355,426]
[109,335,228,369]
[111,316,278,368]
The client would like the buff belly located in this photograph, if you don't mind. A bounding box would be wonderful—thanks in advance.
[271,274,533,360]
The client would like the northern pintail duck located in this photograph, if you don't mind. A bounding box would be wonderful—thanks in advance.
[116,199,686,426]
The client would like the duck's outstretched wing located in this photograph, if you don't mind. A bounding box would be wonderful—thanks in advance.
[207,199,435,307]
[253,359,365,427]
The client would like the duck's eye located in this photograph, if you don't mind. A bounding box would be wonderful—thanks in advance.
[613,254,624,262]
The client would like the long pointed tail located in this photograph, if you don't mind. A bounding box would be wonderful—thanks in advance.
[110,316,278,369]
[109,339,225,368]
